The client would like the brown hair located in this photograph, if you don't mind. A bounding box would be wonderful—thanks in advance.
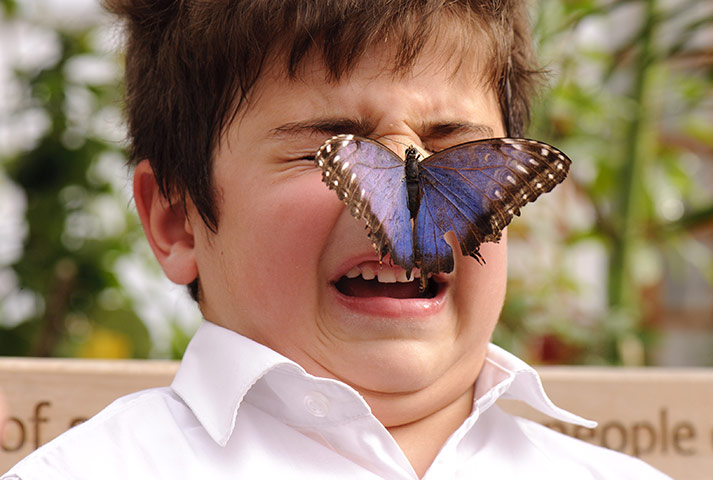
[104,0,541,298]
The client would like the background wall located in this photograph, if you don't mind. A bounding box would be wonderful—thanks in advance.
[0,0,712,365]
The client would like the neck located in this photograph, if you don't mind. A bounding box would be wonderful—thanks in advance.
[386,385,474,478]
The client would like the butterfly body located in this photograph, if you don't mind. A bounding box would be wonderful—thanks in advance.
[404,146,421,219]
[315,134,571,286]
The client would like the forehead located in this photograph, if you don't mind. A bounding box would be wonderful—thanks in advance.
[227,43,503,155]
[242,39,494,127]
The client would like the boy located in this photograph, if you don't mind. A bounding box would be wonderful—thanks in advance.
[3,0,671,478]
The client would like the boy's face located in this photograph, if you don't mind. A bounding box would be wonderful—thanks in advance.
[183,42,507,424]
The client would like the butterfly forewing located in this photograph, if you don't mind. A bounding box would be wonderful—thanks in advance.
[315,135,416,270]
[415,138,571,276]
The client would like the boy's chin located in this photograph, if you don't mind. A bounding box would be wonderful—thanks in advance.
[326,338,484,425]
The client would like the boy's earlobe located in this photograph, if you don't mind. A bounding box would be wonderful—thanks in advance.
[133,160,199,285]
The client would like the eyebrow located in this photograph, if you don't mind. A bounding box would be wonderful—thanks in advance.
[270,117,377,138]
[420,121,495,139]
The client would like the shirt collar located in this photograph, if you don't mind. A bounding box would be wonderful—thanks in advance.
[172,321,373,446]
[172,322,595,447]
[475,343,596,428]
[171,321,300,446]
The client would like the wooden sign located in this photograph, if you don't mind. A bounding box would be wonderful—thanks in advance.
[1,358,711,479]
[0,357,177,470]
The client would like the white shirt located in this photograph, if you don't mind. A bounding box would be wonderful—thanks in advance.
[3,321,671,479]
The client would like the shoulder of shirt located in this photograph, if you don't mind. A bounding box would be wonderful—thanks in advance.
[2,386,184,479]
[507,412,673,479]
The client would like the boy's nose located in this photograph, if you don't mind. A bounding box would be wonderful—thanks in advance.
[370,119,425,156]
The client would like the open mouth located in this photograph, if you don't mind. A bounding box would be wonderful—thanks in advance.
[334,262,439,299]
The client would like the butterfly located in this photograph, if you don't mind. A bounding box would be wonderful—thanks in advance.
[315,134,571,289]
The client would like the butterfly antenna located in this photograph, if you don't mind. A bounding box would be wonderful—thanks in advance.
[371,134,408,147]
[371,135,428,157]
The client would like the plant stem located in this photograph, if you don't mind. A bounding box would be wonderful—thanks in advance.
[608,0,658,309]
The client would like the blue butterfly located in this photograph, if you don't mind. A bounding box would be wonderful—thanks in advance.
[315,134,571,288]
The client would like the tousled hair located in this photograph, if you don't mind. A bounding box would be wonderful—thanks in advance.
[104,0,542,299]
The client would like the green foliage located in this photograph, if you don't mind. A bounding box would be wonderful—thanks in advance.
[1,0,17,16]
[0,7,155,358]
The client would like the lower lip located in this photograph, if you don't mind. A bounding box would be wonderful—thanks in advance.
[329,280,448,318]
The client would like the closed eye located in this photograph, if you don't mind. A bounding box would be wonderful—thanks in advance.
[284,148,318,163]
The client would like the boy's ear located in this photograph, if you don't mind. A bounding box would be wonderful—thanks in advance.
[133,160,199,285]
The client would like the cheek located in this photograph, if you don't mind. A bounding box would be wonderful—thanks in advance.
[454,236,507,331]
[230,177,342,306]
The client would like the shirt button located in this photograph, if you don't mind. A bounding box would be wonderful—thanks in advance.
[303,391,330,417]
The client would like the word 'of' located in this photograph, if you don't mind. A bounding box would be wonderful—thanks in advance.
[1,402,86,453]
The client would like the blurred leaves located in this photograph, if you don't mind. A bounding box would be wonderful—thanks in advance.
[0,4,194,358]
[496,0,713,365]
[1,0,17,16]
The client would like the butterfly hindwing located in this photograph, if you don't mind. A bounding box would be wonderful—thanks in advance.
[415,138,571,276]
[315,135,416,271]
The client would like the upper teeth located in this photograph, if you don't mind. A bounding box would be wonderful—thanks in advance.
[344,263,420,283]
